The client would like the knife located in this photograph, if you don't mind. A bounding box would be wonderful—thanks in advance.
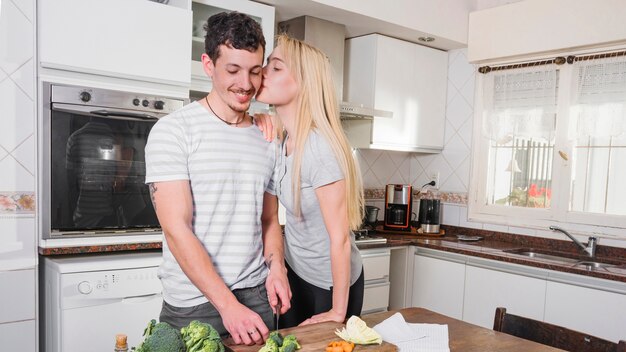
[274,299,282,330]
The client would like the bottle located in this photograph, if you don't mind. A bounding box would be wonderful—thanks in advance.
[114,334,129,352]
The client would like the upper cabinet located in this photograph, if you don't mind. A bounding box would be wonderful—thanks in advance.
[190,0,275,93]
[39,0,192,86]
[344,34,448,153]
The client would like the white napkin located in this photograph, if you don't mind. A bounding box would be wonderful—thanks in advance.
[373,312,450,352]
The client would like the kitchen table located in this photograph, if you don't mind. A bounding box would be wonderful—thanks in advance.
[225,307,563,351]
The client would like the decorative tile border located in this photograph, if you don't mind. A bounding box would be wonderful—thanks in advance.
[364,188,468,205]
[0,192,36,213]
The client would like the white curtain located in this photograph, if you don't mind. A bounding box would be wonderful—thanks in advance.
[482,66,558,144]
[569,56,626,139]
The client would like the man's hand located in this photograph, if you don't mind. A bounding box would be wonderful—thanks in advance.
[220,301,270,345]
[265,261,291,315]
[254,113,276,142]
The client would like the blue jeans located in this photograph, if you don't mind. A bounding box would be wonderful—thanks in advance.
[159,283,273,337]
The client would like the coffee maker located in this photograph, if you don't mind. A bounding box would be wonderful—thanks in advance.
[384,184,412,231]
[418,199,441,233]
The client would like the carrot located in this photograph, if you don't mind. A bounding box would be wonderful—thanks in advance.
[327,340,355,352]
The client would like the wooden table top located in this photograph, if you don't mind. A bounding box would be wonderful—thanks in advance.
[226,307,563,352]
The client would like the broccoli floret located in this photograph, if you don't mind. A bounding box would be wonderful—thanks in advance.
[258,337,279,352]
[268,331,284,346]
[180,320,224,352]
[278,335,301,352]
[135,321,185,352]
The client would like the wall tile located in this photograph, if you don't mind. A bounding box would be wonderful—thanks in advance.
[441,204,460,226]
[10,58,34,99]
[0,69,7,82]
[0,79,35,151]
[11,0,36,22]
[11,134,35,175]
[0,156,35,192]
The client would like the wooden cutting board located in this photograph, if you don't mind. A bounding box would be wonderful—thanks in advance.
[224,321,397,351]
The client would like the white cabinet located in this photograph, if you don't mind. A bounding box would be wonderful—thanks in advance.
[544,280,626,343]
[412,250,465,319]
[0,320,36,352]
[462,262,547,328]
[39,0,192,85]
[388,246,414,310]
[344,34,447,153]
[190,0,275,92]
[360,248,391,314]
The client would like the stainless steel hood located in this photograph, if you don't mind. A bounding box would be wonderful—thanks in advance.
[277,16,392,121]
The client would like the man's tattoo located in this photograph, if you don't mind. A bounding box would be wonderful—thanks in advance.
[266,253,274,269]
[149,183,158,210]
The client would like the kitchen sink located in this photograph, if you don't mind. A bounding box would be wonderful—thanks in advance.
[503,248,623,269]
[575,261,617,270]
[503,248,580,264]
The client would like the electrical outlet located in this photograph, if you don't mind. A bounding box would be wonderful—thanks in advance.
[429,172,440,189]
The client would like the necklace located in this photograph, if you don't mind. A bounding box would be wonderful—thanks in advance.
[205,96,245,126]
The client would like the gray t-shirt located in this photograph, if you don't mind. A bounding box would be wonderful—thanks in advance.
[275,130,362,289]
[145,101,276,307]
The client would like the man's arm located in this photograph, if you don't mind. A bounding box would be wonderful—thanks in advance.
[150,180,268,345]
[260,192,291,315]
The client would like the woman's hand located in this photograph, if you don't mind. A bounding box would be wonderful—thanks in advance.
[298,309,345,326]
[253,113,276,142]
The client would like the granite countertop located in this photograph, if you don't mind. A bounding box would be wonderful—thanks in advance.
[40,225,626,283]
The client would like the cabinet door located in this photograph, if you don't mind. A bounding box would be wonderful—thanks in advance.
[370,36,416,149]
[39,0,192,85]
[0,320,36,352]
[545,281,626,343]
[463,265,546,328]
[0,269,35,323]
[412,254,465,319]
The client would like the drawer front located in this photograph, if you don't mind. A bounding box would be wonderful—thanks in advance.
[362,282,390,313]
[0,320,36,352]
[361,249,391,282]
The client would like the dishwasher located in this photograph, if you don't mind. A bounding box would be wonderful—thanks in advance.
[41,251,163,352]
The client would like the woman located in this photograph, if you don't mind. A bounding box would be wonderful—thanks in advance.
[255,34,365,328]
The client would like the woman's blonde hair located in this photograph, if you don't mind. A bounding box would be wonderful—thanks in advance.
[275,34,364,231]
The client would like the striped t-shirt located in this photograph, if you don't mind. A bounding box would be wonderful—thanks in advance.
[145,101,277,307]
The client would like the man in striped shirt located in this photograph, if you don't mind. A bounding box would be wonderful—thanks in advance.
[145,12,289,346]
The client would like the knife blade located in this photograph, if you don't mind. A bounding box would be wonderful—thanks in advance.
[274,300,282,330]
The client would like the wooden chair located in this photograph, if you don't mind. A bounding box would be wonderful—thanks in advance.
[493,307,626,352]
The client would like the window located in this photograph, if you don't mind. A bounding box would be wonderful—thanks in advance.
[470,52,626,229]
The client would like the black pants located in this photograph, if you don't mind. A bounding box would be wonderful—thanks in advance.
[280,263,364,328]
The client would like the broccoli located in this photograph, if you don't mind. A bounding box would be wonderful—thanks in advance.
[134,321,185,352]
[268,331,284,346]
[279,335,301,352]
[258,337,279,352]
[180,320,224,352]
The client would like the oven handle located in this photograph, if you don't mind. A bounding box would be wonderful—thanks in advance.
[51,103,162,121]
[90,109,159,120]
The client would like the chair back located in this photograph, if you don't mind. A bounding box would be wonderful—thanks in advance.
[493,307,626,352]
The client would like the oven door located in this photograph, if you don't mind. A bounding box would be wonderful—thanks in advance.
[43,103,162,238]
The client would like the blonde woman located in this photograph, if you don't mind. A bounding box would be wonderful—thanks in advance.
[255,34,365,328]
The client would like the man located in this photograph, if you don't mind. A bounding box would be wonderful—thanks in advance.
[144,12,290,345]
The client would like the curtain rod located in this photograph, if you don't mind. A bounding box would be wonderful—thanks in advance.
[478,49,626,74]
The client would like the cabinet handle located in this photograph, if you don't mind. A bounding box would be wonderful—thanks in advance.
[558,150,569,161]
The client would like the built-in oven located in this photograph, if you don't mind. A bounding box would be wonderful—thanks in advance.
[40,82,186,239]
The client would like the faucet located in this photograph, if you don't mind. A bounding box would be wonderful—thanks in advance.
[549,226,597,257]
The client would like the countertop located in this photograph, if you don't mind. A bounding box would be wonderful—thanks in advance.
[39,225,626,283]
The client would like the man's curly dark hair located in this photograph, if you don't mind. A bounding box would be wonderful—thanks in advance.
[203,12,266,63]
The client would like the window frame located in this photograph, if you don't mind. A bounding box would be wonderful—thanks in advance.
[468,51,626,232]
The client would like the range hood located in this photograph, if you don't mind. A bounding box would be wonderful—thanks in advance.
[277,16,392,121]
